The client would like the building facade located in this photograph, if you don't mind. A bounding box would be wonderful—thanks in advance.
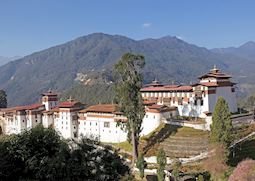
[0,67,238,142]
[0,92,176,143]
[140,66,237,118]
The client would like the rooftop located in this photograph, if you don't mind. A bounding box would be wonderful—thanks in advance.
[58,101,83,108]
[41,91,58,96]
[141,85,193,92]
[80,104,119,114]
[1,103,44,112]
[198,66,232,79]
[147,104,177,113]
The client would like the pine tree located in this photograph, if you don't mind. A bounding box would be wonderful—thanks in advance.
[172,159,181,181]
[210,97,233,146]
[157,148,166,181]
[0,90,7,108]
[114,53,145,165]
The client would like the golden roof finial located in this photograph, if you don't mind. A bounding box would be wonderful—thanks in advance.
[211,65,219,73]
[68,96,74,102]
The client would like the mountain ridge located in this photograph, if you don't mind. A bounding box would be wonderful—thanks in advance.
[0,33,254,106]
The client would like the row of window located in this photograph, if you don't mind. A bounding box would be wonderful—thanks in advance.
[78,121,111,128]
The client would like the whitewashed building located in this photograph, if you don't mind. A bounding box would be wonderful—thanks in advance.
[77,103,177,143]
[78,104,128,143]
[0,103,45,135]
[52,100,84,139]
[0,98,176,143]
[0,67,238,141]
[141,103,178,136]
[140,66,237,119]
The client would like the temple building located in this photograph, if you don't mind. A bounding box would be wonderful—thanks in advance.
[0,92,176,143]
[140,66,237,118]
[0,67,238,141]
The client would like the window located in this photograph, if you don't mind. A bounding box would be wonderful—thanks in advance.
[146,115,148,118]
[90,122,92,126]
[178,98,183,105]
[74,133,77,138]
[95,123,97,126]
[153,115,155,119]
[201,100,204,106]
[194,99,197,106]
[35,114,37,118]
[104,122,110,128]
[35,120,37,122]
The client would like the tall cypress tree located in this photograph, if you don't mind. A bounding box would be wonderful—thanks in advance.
[157,148,166,181]
[0,90,7,108]
[210,97,233,146]
[114,53,145,165]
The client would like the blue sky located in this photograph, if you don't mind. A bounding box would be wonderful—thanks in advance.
[0,0,255,56]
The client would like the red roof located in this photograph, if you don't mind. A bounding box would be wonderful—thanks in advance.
[80,104,119,114]
[198,70,232,79]
[147,104,177,113]
[141,85,193,92]
[193,81,236,87]
[59,101,82,108]
[1,103,44,112]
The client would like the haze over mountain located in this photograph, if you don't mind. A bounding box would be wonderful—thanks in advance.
[0,56,22,66]
[0,33,254,106]
[212,41,255,61]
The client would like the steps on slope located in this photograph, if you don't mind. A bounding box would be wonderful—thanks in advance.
[142,124,209,158]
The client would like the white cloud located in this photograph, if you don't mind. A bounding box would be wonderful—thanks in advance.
[142,23,152,28]
[176,36,185,40]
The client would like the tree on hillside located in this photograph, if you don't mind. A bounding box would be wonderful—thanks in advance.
[0,90,7,108]
[210,97,233,147]
[157,148,166,181]
[136,153,147,179]
[0,125,129,180]
[172,159,181,181]
[114,53,145,164]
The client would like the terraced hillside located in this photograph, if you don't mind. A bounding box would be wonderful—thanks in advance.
[229,135,255,166]
[229,124,255,166]
[141,124,209,158]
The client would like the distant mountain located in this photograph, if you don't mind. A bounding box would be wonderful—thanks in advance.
[0,33,253,106]
[0,56,21,66]
[212,41,255,61]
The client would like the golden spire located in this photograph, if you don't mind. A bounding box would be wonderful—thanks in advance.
[210,65,219,73]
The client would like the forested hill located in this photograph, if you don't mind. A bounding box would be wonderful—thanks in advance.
[0,33,254,106]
